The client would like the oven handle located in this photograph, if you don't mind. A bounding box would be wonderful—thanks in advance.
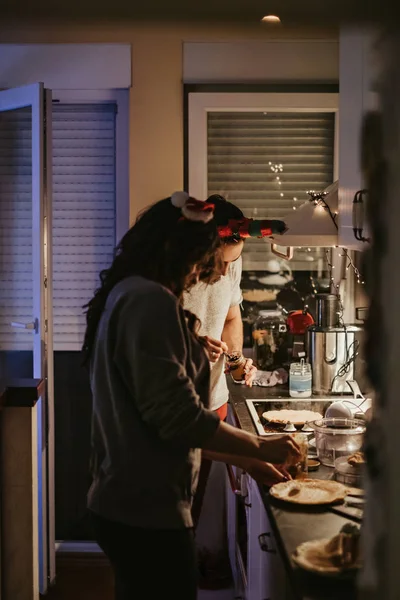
[226,465,252,506]
[226,463,242,496]
[258,532,277,554]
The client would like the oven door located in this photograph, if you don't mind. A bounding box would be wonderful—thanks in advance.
[226,463,249,598]
[226,404,249,598]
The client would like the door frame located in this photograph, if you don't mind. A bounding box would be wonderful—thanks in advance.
[0,82,55,595]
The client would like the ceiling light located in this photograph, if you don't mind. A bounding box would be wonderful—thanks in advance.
[261,15,281,23]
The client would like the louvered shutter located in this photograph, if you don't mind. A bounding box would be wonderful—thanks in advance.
[52,103,116,351]
[0,107,33,351]
[207,111,335,270]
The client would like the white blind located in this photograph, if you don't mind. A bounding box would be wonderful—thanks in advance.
[52,103,116,351]
[207,111,335,270]
[0,107,33,351]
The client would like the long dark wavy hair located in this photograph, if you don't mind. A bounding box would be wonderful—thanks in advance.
[82,197,223,365]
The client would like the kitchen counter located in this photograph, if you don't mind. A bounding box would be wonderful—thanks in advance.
[0,378,44,407]
[228,380,359,600]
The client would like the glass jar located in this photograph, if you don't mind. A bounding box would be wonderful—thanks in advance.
[252,310,289,371]
[289,359,312,398]
[225,351,247,382]
[287,433,309,480]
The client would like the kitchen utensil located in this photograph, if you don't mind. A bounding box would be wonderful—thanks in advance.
[289,358,312,398]
[284,422,297,432]
[288,433,308,479]
[315,294,340,328]
[287,309,315,335]
[334,456,364,487]
[307,458,321,471]
[269,479,348,505]
[325,381,370,420]
[307,324,368,394]
[252,310,290,370]
[308,418,366,467]
[257,259,293,287]
[330,504,363,522]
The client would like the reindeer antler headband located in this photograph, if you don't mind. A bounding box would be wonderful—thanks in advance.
[171,191,214,223]
[171,191,286,237]
[218,218,287,240]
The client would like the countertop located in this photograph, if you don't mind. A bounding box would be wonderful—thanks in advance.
[0,378,44,408]
[228,379,359,600]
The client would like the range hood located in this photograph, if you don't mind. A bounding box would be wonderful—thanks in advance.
[269,181,339,248]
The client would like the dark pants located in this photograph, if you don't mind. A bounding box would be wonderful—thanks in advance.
[90,511,198,600]
[192,410,228,530]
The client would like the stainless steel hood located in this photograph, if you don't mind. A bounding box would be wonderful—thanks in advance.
[269,181,339,248]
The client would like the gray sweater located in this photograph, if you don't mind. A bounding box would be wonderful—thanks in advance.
[87,276,220,529]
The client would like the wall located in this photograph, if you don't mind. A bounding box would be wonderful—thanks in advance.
[0,22,338,222]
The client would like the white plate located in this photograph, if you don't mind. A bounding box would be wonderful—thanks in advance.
[293,538,361,577]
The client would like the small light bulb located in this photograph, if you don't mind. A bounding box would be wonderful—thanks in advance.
[280,193,284,197]
[293,206,297,210]
[293,197,297,202]
[261,15,281,23]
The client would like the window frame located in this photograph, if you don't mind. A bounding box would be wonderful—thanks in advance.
[186,88,339,208]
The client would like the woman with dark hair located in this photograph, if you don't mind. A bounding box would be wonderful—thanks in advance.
[83,192,300,600]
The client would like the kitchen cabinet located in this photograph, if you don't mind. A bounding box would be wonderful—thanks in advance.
[246,476,293,600]
[226,404,293,599]
[338,26,378,251]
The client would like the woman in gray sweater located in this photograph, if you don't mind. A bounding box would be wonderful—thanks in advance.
[83,192,300,600]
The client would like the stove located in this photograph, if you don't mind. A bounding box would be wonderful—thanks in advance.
[246,397,336,436]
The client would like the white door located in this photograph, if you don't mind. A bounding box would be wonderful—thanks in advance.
[0,83,55,594]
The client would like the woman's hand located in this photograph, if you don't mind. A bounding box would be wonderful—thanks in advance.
[199,336,228,363]
[244,459,292,486]
[260,434,301,466]
[243,358,257,387]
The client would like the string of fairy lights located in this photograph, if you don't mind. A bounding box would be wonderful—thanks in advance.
[268,161,299,208]
[268,161,365,291]
[339,248,365,285]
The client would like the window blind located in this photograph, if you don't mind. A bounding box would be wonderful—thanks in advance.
[0,108,33,351]
[52,103,116,351]
[207,111,335,270]
[0,103,117,353]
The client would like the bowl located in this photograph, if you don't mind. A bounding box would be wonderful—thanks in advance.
[308,418,366,467]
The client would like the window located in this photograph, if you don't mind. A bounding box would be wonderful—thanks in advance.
[51,90,129,351]
[188,92,338,271]
[207,110,335,271]
[52,103,117,351]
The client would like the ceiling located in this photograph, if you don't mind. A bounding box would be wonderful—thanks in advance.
[0,0,385,23]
